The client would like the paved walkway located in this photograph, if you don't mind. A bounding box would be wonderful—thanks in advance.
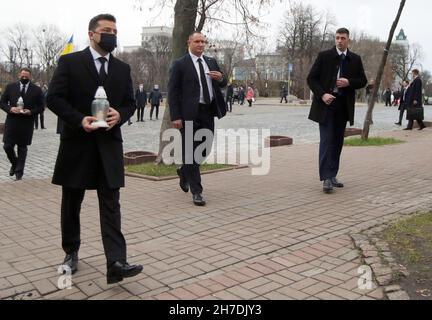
[1,100,428,182]
[1,122,432,300]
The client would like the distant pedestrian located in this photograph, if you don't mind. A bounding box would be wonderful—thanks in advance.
[395,80,409,126]
[135,83,147,122]
[280,86,288,103]
[34,83,47,129]
[246,86,255,107]
[384,88,392,106]
[149,84,163,120]
[226,83,233,112]
[238,86,245,105]
[404,69,426,130]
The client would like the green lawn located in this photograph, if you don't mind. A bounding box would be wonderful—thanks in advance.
[382,213,432,264]
[344,137,404,146]
[125,163,233,177]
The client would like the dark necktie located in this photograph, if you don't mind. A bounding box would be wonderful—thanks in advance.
[339,53,346,78]
[337,53,346,96]
[21,84,26,97]
[197,58,211,105]
[98,57,108,85]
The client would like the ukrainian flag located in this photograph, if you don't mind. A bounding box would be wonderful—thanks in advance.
[61,35,74,56]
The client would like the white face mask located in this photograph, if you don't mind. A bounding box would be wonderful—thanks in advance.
[139,86,143,90]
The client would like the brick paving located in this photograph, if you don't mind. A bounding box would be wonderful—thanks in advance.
[1,101,432,300]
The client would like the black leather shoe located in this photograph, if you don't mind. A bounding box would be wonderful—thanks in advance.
[62,252,78,274]
[403,127,412,130]
[9,165,16,177]
[177,168,189,193]
[394,122,401,125]
[193,193,206,206]
[418,126,426,130]
[107,262,143,284]
[331,177,344,188]
[15,172,23,181]
[323,179,333,194]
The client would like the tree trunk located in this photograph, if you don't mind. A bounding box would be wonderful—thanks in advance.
[362,0,406,140]
[155,0,199,164]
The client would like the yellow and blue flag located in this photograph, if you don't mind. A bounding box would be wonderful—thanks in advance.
[61,35,74,56]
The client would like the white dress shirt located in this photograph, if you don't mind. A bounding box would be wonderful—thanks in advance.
[90,46,110,75]
[20,83,28,94]
[334,48,348,94]
[189,51,214,104]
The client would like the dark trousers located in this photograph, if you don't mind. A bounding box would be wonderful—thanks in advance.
[385,98,391,106]
[150,104,160,119]
[280,95,288,103]
[4,144,28,175]
[406,119,425,129]
[34,111,45,129]
[226,97,233,112]
[61,186,127,267]
[137,106,145,121]
[398,108,406,124]
[319,97,348,181]
[179,105,215,195]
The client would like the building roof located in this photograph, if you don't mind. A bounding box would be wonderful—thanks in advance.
[396,28,407,41]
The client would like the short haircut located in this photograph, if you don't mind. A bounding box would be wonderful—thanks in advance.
[88,14,116,31]
[336,28,350,36]
[189,31,206,40]
[20,67,31,74]
[412,69,420,75]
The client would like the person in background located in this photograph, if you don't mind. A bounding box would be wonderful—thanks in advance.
[395,80,409,126]
[225,83,233,112]
[135,83,147,122]
[148,84,163,120]
[246,86,255,107]
[0,68,44,180]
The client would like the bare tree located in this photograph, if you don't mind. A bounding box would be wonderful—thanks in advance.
[362,0,406,140]
[207,36,245,79]
[278,1,335,99]
[134,0,274,163]
[1,24,33,74]
[33,24,66,84]
[390,42,422,81]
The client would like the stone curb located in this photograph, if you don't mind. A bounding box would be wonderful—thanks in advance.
[125,165,249,181]
[351,218,415,300]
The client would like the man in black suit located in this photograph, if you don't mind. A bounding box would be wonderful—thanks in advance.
[395,80,409,126]
[168,31,227,206]
[135,83,147,122]
[0,68,44,180]
[47,14,142,284]
[307,28,367,194]
[404,69,426,130]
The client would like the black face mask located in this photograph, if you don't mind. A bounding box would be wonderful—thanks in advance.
[20,78,30,85]
[97,33,117,53]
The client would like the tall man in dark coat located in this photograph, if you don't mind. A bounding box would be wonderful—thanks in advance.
[135,83,147,122]
[168,31,227,206]
[0,68,44,180]
[307,28,367,194]
[47,14,142,284]
[404,69,426,130]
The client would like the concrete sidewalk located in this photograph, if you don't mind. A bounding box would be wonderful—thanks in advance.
[1,129,431,300]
